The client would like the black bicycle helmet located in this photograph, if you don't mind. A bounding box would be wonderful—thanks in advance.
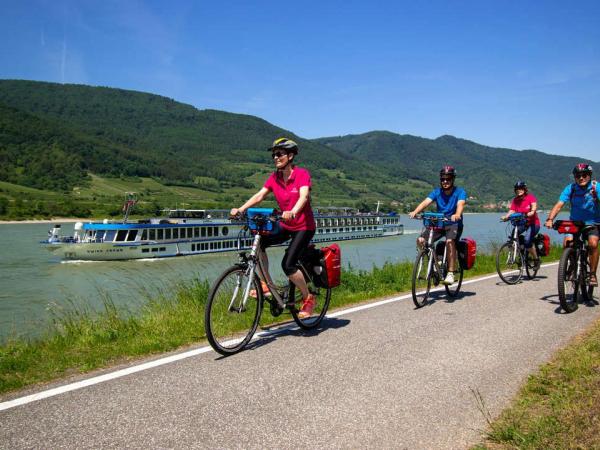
[514,180,527,191]
[572,163,592,175]
[439,165,456,177]
[268,137,298,155]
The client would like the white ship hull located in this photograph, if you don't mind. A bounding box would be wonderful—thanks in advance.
[42,209,403,261]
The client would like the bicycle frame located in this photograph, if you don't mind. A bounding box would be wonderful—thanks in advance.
[233,231,288,312]
[416,213,455,283]
[505,215,527,264]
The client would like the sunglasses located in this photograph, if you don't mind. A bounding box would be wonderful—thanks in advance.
[440,178,453,183]
[574,172,591,179]
[272,151,288,159]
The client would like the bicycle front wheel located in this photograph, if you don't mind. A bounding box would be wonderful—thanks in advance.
[557,247,579,313]
[289,275,332,330]
[445,263,464,297]
[205,265,263,355]
[412,250,432,308]
[496,242,523,284]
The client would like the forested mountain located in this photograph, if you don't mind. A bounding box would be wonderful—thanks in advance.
[0,79,595,218]
[314,132,597,208]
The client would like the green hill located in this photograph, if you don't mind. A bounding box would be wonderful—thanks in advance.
[0,79,595,219]
[314,132,597,209]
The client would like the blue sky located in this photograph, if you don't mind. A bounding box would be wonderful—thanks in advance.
[1,0,599,160]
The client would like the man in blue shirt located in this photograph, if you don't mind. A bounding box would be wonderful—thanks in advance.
[545,163,599,287]
[409,165,467,285]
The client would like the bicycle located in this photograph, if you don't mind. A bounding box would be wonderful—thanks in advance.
[205,209,332,355]
[553,220,596,313]
[411,212,464,308]
[496,213,540,284]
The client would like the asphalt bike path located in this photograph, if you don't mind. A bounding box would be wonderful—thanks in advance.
[1,263,599,449]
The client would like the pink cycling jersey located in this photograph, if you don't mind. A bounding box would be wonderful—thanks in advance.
[510,193,540,226]
[264,167,316,231]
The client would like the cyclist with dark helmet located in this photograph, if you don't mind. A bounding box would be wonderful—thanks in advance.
[545,163,599,286]
[501,181,540,268]
[409,165,467,285]
[230,138,317,317]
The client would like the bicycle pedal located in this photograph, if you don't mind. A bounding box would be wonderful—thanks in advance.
[269,302,284,317]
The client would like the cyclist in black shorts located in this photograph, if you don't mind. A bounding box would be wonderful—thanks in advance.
[408,166,467,285]
[230,138,317,318]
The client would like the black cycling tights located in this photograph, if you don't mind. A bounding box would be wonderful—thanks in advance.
[260,229,315,276]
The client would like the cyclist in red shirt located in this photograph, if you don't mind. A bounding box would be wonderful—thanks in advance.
[230,138,317,318]
[501,180,540,268]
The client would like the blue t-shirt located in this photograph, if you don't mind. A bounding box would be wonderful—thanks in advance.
[558,182,600,224]
[427,187,467,224]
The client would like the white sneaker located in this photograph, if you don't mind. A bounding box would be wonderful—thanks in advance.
[442,272,455,285]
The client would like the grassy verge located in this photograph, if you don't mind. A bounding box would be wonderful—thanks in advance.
[0,245,562,395]
[474,317,600,449]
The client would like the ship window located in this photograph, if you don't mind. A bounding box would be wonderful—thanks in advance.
[173,229,179,239]
[127,230,138,241]
[208,227,213,237]
[149,229,156,240]
[188,228,193,238]
[194,227,200,237]
[165,229,172,239]
[222,227,228,236]
[151,247,158,252]
[157,229,163,240]
[142,248,149,253]
[201,227,206,237]
[217,242,222,249]
[96,230,106,241]
[116,230,128,241]
[141,230,147,240]
[214,227,219,237]
[159,247,166,251]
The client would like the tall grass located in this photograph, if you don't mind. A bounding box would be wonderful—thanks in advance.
[475,318,600,449]
[0,245,562,395]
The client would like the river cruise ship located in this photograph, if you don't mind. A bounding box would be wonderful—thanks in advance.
[43,208,403,261]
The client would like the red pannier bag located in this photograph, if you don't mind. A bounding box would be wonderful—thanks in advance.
[457,237,476,270]
[320,243,341,288]
[537,233,551,257]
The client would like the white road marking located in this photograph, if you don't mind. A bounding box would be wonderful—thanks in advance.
[0,262,559,412]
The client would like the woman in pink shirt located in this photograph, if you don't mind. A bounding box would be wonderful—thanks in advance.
[230,138,317,318]
[501,180,540,265]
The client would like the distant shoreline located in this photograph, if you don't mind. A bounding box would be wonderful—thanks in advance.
[0,218,86,224]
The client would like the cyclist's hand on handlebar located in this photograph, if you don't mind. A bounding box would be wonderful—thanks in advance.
[544,218,553,229]
[281,210,295,221]
[230,208,243,219]
[408,210,418,219]
[500,215,507,222]
[450,214,461,222]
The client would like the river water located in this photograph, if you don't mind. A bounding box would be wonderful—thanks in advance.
[0,213,565,341]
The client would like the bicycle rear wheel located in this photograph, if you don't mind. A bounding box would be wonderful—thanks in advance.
[496,242,523,284]
[525,251,539,280]
[557,247,579,313]
[444,263,464,297]
[289,273,331,330]
[412,250,432,308]
[579,259,594,302]
[205,265,263,355]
